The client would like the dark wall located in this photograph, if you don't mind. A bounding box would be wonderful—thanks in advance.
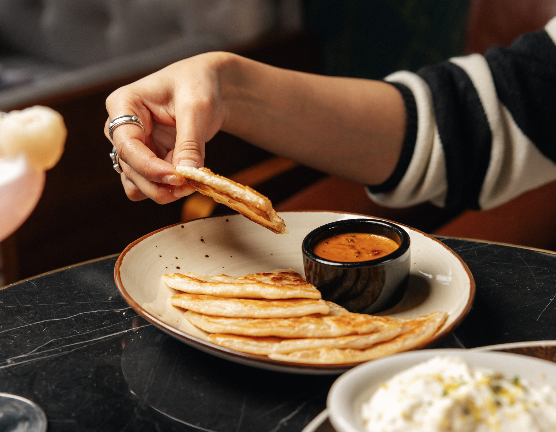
[302,0,470,79]
[1,1,473,283]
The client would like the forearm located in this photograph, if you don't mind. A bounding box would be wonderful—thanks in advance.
[216,53,407,186]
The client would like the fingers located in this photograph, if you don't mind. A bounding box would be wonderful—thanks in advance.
[105,54,227,204]
[118,157,195,204]
[114,126,180,184]
[106,86,190,203]
[112,126,191,203]
[151,123,177,158]
[120,173,147,202]
[107,94,181,183]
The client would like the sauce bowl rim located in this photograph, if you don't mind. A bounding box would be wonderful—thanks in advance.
[302,218,410,268]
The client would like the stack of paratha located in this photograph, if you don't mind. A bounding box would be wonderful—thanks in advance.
[163,269,447,365]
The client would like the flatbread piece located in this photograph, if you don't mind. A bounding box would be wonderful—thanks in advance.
[162,268,448,365]
[176,166,287,234]
[184,310,403,338]
[170,293,330,318]
[207,323,405,355]
[267,311,448,364]
[163,269,321,299]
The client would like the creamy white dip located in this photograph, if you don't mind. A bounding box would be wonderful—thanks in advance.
[360,356,556,432]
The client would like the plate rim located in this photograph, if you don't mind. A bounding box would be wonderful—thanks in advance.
[305,341,556,432]
[114,210,476,374]
[327,348,556,432]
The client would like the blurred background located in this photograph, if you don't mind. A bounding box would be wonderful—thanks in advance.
[1,0,555,286]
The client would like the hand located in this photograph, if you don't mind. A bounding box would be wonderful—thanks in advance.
[104,53,228,204]
[106,52,406,204]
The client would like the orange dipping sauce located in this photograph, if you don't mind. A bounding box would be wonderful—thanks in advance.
[313,232,399,262]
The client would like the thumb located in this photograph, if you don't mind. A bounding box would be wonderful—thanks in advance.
[171,108,209,199]
[173,138,205,169]
[172,108,207,169]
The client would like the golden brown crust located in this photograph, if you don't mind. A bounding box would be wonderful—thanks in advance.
[163,270,322,299]
[163,267,448,365]
[170,293,330,318]
[183,310,401,338]
[207,324,405,355]
[267,311,448,364]
[176,166,287,234]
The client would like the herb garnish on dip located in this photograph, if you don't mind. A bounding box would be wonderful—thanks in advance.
[361,356,556,431]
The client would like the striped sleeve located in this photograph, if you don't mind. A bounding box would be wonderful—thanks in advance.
[366,17,556,210]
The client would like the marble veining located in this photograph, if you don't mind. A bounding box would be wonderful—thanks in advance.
[0,238,555,431]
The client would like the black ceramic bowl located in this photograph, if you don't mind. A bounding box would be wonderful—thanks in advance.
[302,218,411,314]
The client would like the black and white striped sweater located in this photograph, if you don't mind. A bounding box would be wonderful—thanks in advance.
[367,17,556,210]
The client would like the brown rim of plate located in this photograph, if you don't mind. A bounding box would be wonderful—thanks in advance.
[113,210,476,373]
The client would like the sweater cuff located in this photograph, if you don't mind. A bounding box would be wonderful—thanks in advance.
[366,81,418,193]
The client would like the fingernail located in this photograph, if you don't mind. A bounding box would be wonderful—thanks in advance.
[162,175,182,186]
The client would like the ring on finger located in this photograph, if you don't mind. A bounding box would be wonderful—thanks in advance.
[108,114,145,141]
[109,145,123,174]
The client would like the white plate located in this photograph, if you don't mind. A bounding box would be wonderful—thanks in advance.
[114,211,475,374]
[327,348,556,432]
[305,341,556,431]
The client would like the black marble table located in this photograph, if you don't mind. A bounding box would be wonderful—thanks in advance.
[1,237,556,431]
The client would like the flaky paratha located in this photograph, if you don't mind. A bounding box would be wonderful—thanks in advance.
[163,269,321,299]
[207,323,405,355]
[161,266,449,365]
[176,166,287,234]
[326,302,350,316]
[170,293,330,318]
[184,310,402,338]
[267,311,448,364]
[206,336,282,355]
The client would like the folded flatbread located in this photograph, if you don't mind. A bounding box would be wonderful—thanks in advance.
[184,310,402,338]
[326,302,350,316]
[163,269,321,299]
[207,323,405,355]
[170,293,330,318]
[267,311,448,364]
[162,267,448,365]
[176,166,287,234]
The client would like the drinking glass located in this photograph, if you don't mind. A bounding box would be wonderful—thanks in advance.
[0,154,45,241]
[0,113,48,431]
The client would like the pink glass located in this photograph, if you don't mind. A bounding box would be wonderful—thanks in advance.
[0,155,45,241]
[0,116,49,428]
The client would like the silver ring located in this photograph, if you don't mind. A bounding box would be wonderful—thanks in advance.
[108,114,145,141]
[109,145,123,174]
